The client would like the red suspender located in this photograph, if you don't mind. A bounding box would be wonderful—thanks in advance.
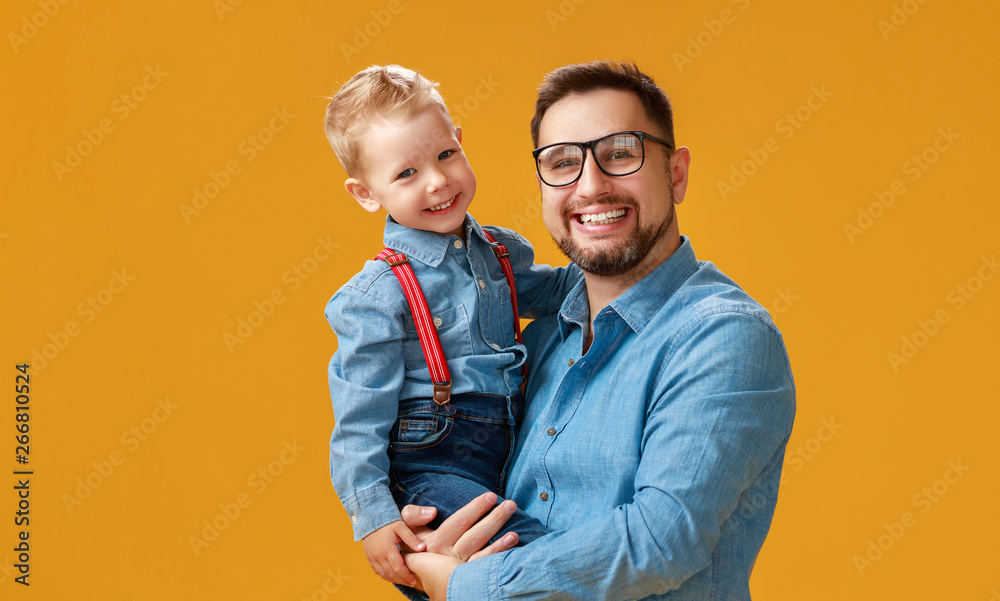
[376,230,524,406]
[481,231,523,346]
[375,248,453,406]
[482,231,528,395]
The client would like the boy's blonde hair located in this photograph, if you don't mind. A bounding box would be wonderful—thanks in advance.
[324,65,450,178]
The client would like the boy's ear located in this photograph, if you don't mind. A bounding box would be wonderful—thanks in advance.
[345,178,382,213]
[455,125,463,144]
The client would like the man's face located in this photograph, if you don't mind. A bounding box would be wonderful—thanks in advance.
[536,89,686,277]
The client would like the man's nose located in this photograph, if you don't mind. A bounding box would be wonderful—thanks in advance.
[575,150,614,198]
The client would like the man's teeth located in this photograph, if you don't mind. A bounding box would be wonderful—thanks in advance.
[428,196,456,212]
[579,209,627,225]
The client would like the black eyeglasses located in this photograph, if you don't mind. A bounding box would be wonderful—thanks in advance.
[532,131,673,187]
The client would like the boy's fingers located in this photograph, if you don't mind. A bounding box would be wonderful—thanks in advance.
[398,525,427,552]
[453,499,516,561]
[470,531,518,561]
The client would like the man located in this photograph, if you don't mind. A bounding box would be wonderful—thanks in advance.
[402,60,796,600]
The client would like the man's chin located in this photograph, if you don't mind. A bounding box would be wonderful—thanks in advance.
[555,209,673,277]
[556,236,643,277]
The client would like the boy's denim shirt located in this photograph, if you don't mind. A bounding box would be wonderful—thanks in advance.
[449,236,796,600]
[326,214,582,540]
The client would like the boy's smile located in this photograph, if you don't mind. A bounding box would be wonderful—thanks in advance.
[345,106,476,240]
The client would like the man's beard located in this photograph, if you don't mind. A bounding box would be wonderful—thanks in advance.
[554,192,675,277]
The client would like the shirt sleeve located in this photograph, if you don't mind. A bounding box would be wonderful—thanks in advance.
[485,227,583,320]
[326,276,408,541]
[448,311,796,600]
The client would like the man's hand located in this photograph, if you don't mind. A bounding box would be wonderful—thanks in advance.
[361,520,427,587]
[400,492,520,600]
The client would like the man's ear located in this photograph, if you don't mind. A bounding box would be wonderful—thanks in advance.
[345,178,381,213]
[669,146,692,205]
[455,125,463,144]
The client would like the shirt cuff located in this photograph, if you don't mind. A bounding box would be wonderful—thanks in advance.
[341,484,401,541]
[448,553,503,601]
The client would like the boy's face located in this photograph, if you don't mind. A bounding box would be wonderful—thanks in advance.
[345,106,475,238]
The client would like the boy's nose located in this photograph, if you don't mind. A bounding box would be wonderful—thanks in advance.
[426,167,449,192]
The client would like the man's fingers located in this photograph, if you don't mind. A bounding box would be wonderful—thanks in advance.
[469,531,518,562]
[453,499,517,561]
[400,504,437,529]
[433,492,498,550]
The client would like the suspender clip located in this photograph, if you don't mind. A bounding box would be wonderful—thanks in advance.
[432,381,452,406]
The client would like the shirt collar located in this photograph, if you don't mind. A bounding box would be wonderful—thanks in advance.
[381,213,489,267]
[558,235,700,339]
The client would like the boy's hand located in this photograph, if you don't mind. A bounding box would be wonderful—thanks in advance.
[362,520,427,587]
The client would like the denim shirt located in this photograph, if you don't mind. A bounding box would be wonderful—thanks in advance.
[326,214,582,540]
[449,236,796,600]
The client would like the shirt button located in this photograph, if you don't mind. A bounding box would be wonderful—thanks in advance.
[453,240,463,249]
[478,279,486,288]
[491,342,501,350]
[547,427,556,436]
[433,317,443,327]
[539,491,549,501]
[568,358,574,367]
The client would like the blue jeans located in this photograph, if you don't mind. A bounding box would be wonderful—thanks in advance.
[388,392,550,599]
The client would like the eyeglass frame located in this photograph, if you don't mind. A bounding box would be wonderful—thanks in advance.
[531,130,674,187]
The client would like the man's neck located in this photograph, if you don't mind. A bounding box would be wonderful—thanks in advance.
[581,233,681,353]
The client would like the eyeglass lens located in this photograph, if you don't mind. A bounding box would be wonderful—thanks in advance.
[537,133,643,185]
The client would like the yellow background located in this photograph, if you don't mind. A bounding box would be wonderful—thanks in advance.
[2,0,998,598]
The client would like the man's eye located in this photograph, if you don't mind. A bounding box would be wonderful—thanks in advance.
[552,158,581,170]
[606,149,638,161]
[438,149,455,160]
[397,168,416,179]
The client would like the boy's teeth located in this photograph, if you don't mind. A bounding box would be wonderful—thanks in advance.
[429,196,456,212]
[579,209,626,225]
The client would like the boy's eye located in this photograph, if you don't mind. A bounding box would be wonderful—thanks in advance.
[438,149,455,160]
[397,168,416,179]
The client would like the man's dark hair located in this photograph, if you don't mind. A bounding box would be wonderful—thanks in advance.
[530,61,675,150]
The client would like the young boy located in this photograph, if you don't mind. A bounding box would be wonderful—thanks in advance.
[323,65,580,592]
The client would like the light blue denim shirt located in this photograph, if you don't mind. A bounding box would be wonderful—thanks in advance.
[449,236,796,600]
[326,215,582,540]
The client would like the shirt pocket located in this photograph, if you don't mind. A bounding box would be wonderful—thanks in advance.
[403,303,473,373]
